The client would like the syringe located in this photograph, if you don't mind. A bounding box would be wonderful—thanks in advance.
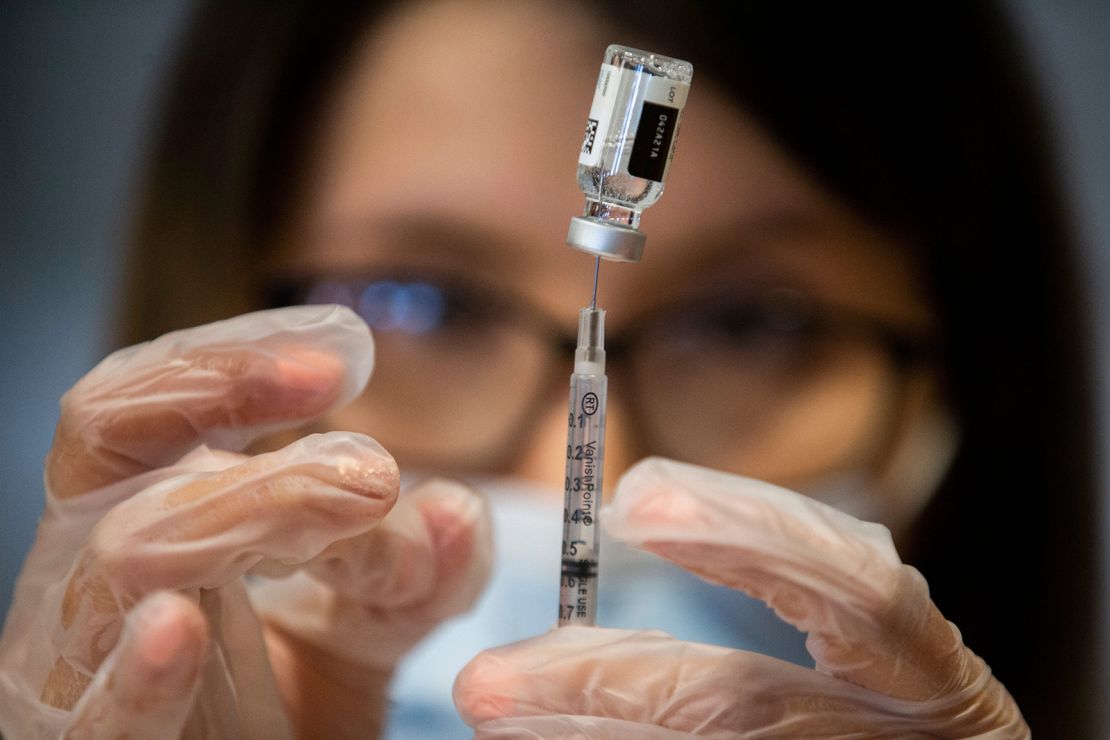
[557,45,691,626]
[559,282,607,627]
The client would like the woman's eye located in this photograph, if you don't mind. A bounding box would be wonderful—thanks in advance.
[302,277,495,336]
[649,289,827,358]
[715,289,818,337]
[687,305,796,342]
[709,304,771,338]
[691,308,791,351]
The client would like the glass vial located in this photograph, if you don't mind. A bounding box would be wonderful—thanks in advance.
[566,44,693,263]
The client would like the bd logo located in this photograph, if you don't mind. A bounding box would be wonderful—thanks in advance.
[581,118,599,155]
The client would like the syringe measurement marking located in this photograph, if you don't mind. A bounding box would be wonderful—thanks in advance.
[560,380,604,625]
[559,560,597,620]
[565,440,597,525]
[565,420,598,526]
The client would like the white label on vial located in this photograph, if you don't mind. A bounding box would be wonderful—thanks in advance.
[578,63,621,168]
[644,74,690,110]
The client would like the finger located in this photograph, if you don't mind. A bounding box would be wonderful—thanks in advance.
[47,305,373,499]
[252,477,492,668]
[475,715,697,739]
[454,627,1026,738]
[48,431,398,686]
[311,477,491,614]
[61,591,207,740]
[602,457,995,702]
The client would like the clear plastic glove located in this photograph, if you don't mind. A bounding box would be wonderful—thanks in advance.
[454,456,1028,738]
[0,305,491,739]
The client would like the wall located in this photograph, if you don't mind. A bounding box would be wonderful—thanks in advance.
[1007,0,1110,724]
[0,0,191,613]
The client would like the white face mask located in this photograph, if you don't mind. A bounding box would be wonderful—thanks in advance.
[797,404,960,537]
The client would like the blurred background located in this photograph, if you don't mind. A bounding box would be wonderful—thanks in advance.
[1,0,1107,729]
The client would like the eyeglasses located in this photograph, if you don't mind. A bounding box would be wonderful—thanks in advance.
[267,268,933,481]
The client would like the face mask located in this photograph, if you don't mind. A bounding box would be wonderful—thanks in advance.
[797,404,960,536]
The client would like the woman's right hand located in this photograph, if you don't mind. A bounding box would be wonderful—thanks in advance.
[0,305,492,739]
[455,457,1027,738]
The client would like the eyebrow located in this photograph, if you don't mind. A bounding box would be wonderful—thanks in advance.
[632,210,826,295]
[676,211,828,270]
[313,212,528,275]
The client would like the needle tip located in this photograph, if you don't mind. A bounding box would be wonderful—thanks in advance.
[590,257,601,309]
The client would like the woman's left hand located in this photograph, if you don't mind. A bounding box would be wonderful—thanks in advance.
[453,456,1029,739]
[0,307,492,739]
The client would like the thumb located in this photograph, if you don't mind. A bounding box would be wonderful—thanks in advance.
[475,715,695,738]
[61,591,208,739]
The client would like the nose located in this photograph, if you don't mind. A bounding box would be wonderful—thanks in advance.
[509,383,638,501]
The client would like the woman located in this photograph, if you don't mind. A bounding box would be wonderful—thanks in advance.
[0,0,1097,737]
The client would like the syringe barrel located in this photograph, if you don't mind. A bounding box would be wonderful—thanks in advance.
[559,367,607,627]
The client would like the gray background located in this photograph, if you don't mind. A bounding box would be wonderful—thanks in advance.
[1,0,1107,730]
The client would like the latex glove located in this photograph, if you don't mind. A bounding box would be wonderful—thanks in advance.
[0,306,491,739]
[455,456,1027,738]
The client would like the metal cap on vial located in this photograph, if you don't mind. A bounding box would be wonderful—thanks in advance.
[566,216,646,263]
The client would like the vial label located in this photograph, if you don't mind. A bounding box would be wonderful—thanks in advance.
[644,73,689,110]
[628,101,679,181]
[578,63,621,168]
[629,75,689,182]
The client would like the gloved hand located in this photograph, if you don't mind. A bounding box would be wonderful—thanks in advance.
[454,456,1028,738]
[0,305,491,739]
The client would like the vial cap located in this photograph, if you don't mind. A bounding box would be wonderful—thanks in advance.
[566,216,646,263]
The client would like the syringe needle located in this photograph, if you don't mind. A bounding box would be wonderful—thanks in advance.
[590,256,601,309]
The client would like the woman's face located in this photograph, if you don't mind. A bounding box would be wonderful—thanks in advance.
[272,0,949,535]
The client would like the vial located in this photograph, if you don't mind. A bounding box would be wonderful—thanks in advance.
[567,44,693,263]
